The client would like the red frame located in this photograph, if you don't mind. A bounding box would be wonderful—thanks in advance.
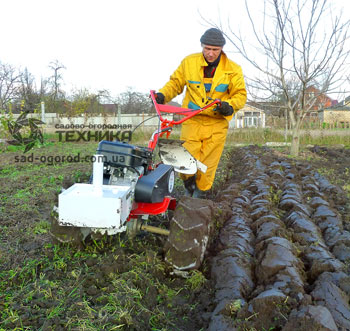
[129,197,176,218]
[129,90,220,218]
[147,90,221,150]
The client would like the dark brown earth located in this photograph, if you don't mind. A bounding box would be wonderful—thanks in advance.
[1,143,350,330]
[206,145,350,330]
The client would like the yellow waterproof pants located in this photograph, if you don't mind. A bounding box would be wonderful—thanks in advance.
[179,115,228,191]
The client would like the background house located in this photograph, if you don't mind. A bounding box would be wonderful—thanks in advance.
[230,104,265,128]
[318,101,350,128]
[304,86,337,118]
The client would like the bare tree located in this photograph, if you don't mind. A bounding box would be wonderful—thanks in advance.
[17,68,41,112]
[48,60,66,101]
[206,0,350,156]
[44,60,66,113]
[116,87,152,114]
[0,61,22,110]
[65,88,106,116]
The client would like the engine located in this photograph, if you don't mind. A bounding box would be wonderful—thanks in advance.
[97,140,175,203]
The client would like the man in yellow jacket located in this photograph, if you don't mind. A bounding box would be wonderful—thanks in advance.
[156,28,247,198]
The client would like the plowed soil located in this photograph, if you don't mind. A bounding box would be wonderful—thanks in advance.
[207,145,350,330]
[1,144,350,330]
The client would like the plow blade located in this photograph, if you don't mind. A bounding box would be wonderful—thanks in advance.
[158,139,207,174]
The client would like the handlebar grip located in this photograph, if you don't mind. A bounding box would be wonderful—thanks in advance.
[212,99,221,110]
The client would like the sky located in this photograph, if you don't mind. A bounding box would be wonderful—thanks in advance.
[1,0,350,102]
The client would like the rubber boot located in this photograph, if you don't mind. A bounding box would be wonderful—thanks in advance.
[192,186,207,199]
[183,176,196,197]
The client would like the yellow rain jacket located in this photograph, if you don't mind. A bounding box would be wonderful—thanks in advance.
[159,51,246,191]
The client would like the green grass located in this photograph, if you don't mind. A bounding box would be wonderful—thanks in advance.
[225,127,350,147]
[2,126,350,152]
[0,241,160,328]
[185,270,207,290]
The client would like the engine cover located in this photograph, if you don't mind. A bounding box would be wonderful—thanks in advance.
[135,164,174,203]
[58,183,132,229]
[97,140,152,172]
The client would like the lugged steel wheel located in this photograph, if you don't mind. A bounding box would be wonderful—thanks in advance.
[49,206,91,247]
[163,196,214,270]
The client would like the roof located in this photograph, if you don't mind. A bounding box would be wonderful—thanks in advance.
[238,104,265,113]
[101,104,117,112]
[319,104,350,112]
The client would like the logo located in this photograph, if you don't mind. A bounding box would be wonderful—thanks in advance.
[6,111,44,153]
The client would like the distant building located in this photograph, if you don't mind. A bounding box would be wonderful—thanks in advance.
[230,104,265,128]
[318,101,350,128]
[303,86,337,118]
[101,104,117,114]
[345,96,350,106]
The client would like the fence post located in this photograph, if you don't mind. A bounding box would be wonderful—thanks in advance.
[41,102,45,123]
[117,104,121,126]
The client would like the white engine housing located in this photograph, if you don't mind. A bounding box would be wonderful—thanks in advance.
[58,154,134,232]
[58,183,133,229]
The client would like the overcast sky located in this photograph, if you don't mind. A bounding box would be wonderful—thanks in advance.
[1,0,349,101]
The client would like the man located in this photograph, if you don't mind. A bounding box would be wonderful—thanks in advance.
[156,28,247,198]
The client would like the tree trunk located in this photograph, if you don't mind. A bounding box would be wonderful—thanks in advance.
[290,126,300,156]
[284,108,288,142]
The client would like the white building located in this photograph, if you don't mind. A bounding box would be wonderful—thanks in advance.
[230,104,265,129]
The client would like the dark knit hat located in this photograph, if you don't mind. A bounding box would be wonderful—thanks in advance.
[200,28,226,47]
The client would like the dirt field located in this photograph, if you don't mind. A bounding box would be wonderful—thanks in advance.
[207,145,350,330]
[1,142,350,330]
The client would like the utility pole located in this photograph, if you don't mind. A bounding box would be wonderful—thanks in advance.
[41,101,45,123]
[117,104,121,126]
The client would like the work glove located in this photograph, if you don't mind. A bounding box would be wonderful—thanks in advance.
[155,92,165,104]
[216,101,233,116]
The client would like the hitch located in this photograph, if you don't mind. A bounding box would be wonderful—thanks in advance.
[127,217,170,238]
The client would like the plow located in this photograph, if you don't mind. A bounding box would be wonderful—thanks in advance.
[51,90,220,270]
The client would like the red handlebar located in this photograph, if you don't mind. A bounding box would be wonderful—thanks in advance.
[148,90,221,150]
[150,90,221,126]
